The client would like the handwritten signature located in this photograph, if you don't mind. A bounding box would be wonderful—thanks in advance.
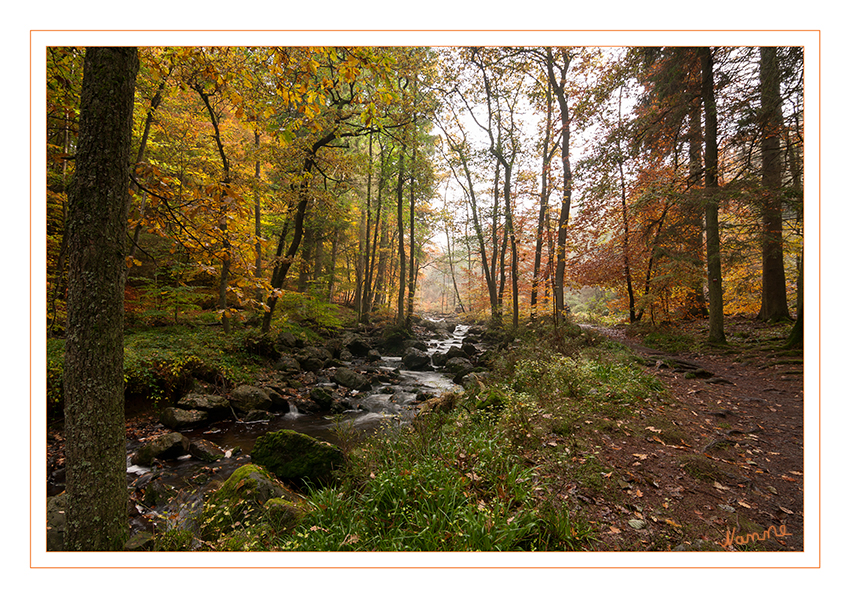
[720,524,791,549]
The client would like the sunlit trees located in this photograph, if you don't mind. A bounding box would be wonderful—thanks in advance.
[47,43,805,346]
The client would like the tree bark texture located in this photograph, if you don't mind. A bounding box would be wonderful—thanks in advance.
[63,46,139,550]
[757,47,790,322]
[700,47,726,343]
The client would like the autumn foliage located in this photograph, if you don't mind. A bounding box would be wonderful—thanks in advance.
[46,45,803,340]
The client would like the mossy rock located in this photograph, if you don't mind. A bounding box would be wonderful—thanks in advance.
[216,464,287,504]
[264,497,304,531]
[251,429,344,487]
[201,464,303,541]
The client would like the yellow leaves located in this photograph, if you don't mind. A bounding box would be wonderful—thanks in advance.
[338,58,361,84]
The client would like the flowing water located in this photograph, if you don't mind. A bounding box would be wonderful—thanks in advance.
[124,320,471,507]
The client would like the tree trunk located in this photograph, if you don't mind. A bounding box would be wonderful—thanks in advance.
[757,46,790,322]
[700,47,726,343]
[360,130,374,322]
[260,167,311,333]
[261,131,337,333]
[443,187,466,313]
[254,130,263,304]
[532,81,555,319]
[298,224,315,293]
[395,144,407,328]
[786,250,803,347]
[194,83,233,334]
[455,141,499,323]
[547,48,573,325]
[502,164,519,329]
[63,47,138,551]
[327,226,340,301]
[615,86,637,323]
[128,70,169,261]
[405,144,417,329]
[685,96,709,317]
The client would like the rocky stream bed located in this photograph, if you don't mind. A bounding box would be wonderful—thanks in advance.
[46,315,498,550]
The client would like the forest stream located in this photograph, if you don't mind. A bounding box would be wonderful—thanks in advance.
[50,317,476,540]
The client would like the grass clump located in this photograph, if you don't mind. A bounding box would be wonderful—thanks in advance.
[282,413,542,551]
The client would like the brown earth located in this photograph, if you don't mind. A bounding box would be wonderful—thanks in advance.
[555,316,805,551]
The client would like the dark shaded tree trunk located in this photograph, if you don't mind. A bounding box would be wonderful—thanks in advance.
[786,250,803,348]
[700,47,726,343]
[359,130,375,322]
[684,96,709,318]
[63,46,139,551]
[757,47,790,322]
[502,164,519,329]
[260,178,310,334]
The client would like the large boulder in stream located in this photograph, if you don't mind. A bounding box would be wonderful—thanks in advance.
[297,346,333,372]
[160,406,208,430]
[188,438,226,462]
[444,345,469,360]
[343,333,373,357]
[229,385,273,415]
[333,367,372,391]
[445,356,474,375]
[309,386,335,410]
[131,432,190,466]
[402,347,432,371]
[251,429,344,487]
[274,355,302,374]
[177,392,232,421]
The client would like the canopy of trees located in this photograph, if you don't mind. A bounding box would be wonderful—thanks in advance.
[47,45,804,341]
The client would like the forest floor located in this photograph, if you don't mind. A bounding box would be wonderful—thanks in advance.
[568,316,805,550]
[46,313,806,552]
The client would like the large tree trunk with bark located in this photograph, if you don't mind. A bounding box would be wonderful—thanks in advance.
[758,47,790,322]
[63,46,138,551]
[700,47,726,343]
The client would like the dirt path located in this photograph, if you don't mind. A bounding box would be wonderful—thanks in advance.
[576,321,804,551]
